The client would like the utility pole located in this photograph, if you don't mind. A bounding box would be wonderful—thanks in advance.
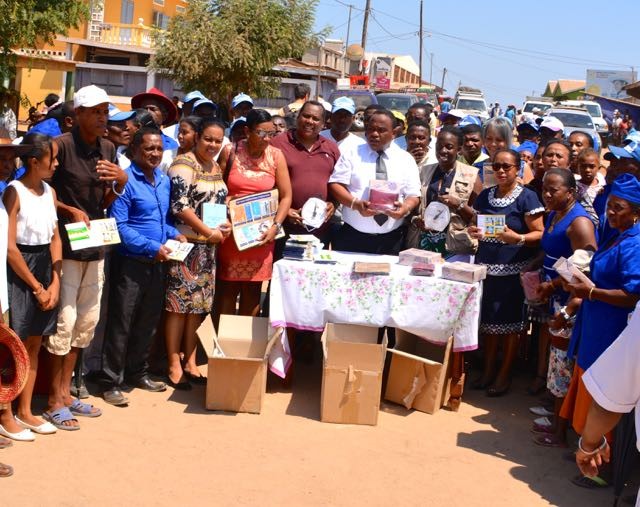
[441,67,447,91]
[418,0,423,85]
[429,52,434,86]
[361,0,371,51]
[342,4,353,78]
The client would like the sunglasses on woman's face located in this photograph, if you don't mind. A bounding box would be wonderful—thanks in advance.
[255,130,276,139]
[492,163,516,172]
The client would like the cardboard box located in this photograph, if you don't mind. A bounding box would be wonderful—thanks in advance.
[398,248,443,266]
[385,331,453,415]
[197,315,281,414]
[441,261,487,283]
[321,324,387,425]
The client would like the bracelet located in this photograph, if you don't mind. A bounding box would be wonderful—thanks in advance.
[456,200,466,212]
[272,221,283,233]
[588,287,595,301]
[517,234,526,246]
[205,231,217,242]
[32,283,44,296]
[350,197,358,209]
[111,180,125,197]
[559,306,571,322]
[578,435,607,455]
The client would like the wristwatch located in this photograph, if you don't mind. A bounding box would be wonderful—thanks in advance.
[273,221,283,233]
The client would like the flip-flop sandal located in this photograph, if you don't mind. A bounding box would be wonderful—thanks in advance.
[68,399,102,418]
[533,434,568,447]
[42,407,80,431]
[0,462,13,478]
[571,475,609,489]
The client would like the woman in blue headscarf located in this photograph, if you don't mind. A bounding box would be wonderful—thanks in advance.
[560,173,640,486]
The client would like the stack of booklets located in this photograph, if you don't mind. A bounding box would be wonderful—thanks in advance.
[283,235,322,261]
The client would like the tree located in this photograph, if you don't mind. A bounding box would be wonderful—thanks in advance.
[150,0,328,100]
[0,0,88,90]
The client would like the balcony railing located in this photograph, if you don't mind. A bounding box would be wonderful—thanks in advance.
[93,21,156,49]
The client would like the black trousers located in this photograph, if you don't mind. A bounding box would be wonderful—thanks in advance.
[332,223,406,256]
[99,255,166,389]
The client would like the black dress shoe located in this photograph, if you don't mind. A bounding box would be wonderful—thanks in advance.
[135,377,167,392]
[103,388,129,406]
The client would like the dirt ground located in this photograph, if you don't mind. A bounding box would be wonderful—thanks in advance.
[2,352,634,507]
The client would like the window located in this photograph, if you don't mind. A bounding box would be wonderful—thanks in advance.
[153,0,165,5]
[120,0,134,23]
[152,10,170,29]
[176,5,185,13]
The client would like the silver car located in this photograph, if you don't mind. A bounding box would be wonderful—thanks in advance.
[546,107,601,149]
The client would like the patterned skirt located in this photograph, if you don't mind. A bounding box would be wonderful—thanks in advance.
[165,243,216,314]
[479,274,527,335]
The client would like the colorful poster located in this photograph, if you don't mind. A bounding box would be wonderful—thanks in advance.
[586,69,636,100]
[228,189,284,251]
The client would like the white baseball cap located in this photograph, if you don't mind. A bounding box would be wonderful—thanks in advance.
[74,85,111,109]
[538,116,564,132]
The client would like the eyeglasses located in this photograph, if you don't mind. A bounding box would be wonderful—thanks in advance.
[255,130,277,139]
[492,163,516,172]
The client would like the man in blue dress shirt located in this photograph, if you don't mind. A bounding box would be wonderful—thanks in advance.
[99,127,185,406]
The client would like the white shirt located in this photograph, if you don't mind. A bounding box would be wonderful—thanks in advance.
[395,136,437,165]
[9,180,57,246]
[329,141,421,234]
[583,301,640,456]
[320,130,366,154]
[116,145,131,169]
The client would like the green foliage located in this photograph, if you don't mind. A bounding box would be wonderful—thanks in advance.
[150,0,329,100]
[0,0,88,91]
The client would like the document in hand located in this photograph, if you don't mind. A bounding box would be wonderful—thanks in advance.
[164,240,194,262]
[228,189,284,251]
[65,218,121,250]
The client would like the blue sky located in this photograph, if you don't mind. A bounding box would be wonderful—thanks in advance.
[314,0,639,106]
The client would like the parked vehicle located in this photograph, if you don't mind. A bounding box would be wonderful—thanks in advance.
[375,93,420,115]
[327,89,378,131]
[521,96,553,122]
[546,106,601,149]
[453,86,488,121]
[559,100,609,146]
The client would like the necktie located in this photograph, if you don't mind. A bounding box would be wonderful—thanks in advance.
[374,150,389,226]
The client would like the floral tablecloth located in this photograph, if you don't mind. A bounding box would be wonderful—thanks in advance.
[268,252,482,378]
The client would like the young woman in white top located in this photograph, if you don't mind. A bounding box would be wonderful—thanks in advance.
[0,132,61,440]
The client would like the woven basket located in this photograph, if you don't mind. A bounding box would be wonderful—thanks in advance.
[0,323,29,403]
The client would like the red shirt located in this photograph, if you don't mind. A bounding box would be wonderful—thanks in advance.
[270,129,340,211]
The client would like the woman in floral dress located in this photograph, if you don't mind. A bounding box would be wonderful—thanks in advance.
[165,119,230,389]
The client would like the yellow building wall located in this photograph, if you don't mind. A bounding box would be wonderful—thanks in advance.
[16,67,65,121]
[103,0,188,26]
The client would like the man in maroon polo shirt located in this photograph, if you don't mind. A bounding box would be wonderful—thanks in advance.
[270,100,341,247]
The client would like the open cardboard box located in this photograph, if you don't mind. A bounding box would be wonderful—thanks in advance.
[320,324,387,426]
[384,330,453,415]
[197,314,281,414]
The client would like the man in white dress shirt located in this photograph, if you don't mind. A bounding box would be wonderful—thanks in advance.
[329,109,420,255]
[576,302,640,505]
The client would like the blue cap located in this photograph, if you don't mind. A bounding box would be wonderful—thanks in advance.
[516,120,539,133]
[183,90,206,103]
[331,96,356,115]
[230,116,247,130]
[108,104,135,122]
[606,140,640,163]
[231,93,253,109]
[28,118,62,137]
[459,115,481,127]
[193,98,217,112]
[610,173,640,206]
[515,140,538,154]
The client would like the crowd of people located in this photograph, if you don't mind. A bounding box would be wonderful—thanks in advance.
[0,82,638,501]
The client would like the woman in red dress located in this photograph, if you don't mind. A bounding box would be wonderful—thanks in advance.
[214,109,291,323]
